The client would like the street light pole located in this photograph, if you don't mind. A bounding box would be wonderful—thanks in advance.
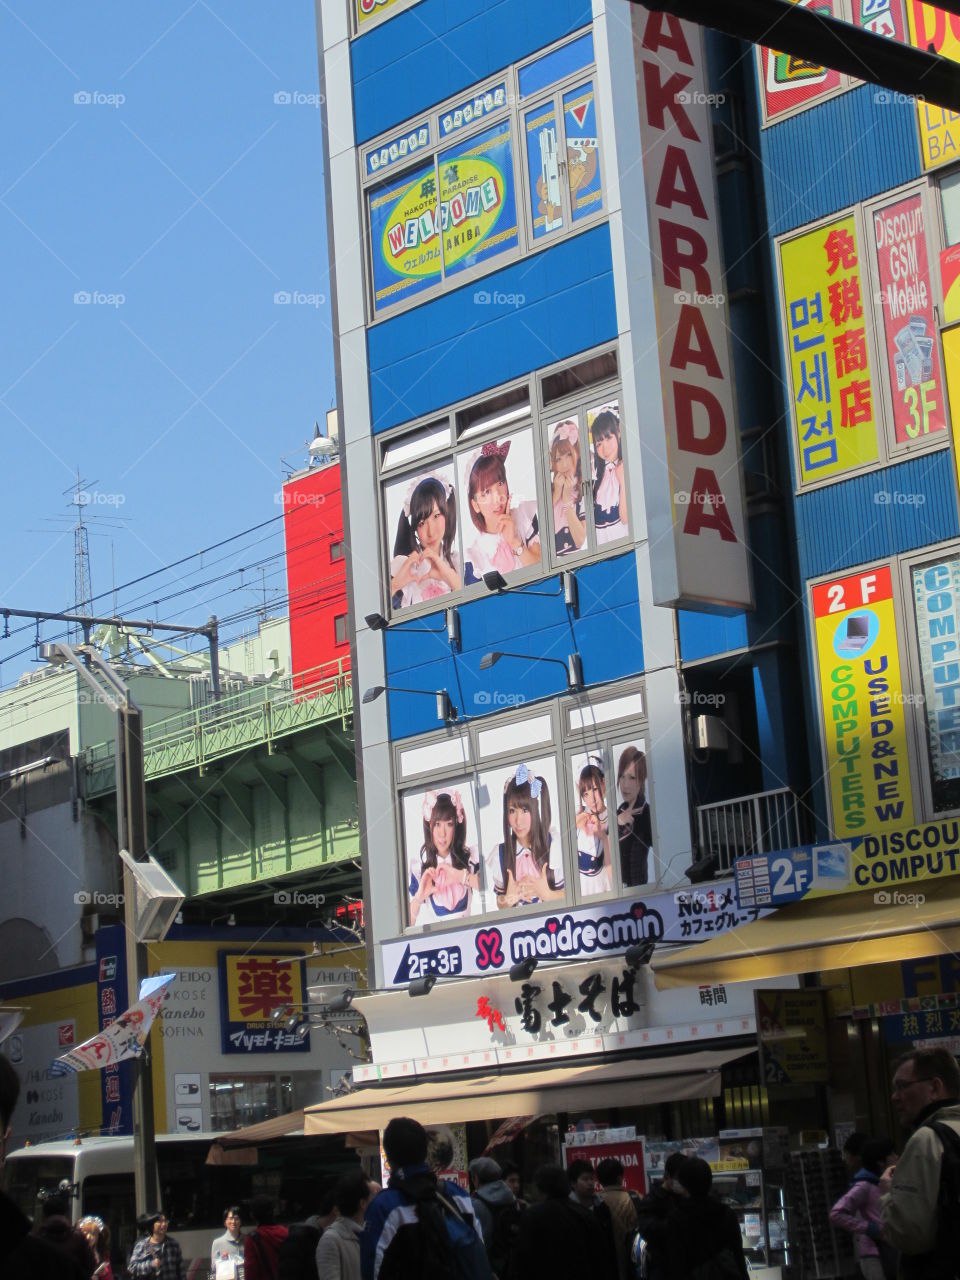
[41,643,160,1217]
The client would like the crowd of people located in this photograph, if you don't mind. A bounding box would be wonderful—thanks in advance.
[4,1045,960,1280]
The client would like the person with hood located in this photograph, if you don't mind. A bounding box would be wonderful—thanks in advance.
[830,1138,897,1279]
[881,1047,960,1279]
[641,1156,748,1280]
[509,1163,614,1279]
[0,1056,87,1280]
[244,1195,289,1280]
[468,1156,521,1277]
[360,1116,485,1280]
[316,1170,373,1280]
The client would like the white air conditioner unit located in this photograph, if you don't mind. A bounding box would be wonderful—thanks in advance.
[694,714,729,752]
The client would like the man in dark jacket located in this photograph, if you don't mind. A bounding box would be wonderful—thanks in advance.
[510,1163,617,1280]
[34,1195,97,1277]
[0,1055,88,1280]
[641,1157,748,1280]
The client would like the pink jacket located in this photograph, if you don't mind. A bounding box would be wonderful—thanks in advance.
[830,1171,883,1259]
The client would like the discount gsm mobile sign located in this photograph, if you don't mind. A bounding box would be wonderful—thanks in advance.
[812,567,915,839]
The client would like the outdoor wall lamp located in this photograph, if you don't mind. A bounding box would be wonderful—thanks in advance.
[362,684,459,723]
[625,940,656,970]
[509,957,539,982]
[364,608,461,651]
[481,570,579,614]
[479,650,583,691]
[408,974,437,997]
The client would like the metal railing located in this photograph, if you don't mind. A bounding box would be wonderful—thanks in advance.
[81,658,352,796]
[696,787,806,872]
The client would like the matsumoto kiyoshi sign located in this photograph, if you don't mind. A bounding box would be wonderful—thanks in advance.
[382,886,765,988]
[735,818,960,908]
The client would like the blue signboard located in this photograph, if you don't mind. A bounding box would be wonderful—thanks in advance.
[438,120,519,278]
[96,924,134,1134]
[563,81,601,223]
[735,842,853,907]
[440,83,508,138]
[368,159,442,312]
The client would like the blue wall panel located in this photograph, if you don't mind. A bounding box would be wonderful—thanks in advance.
[382,553,643,739]
[352,0,593,144]
[795,449,960,582]
[368,224,616,432]
[760,84,922,236]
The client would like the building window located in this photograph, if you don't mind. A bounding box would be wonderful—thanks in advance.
[208,1074,293,1132]
[335,614,348,645]
[330,540,344,563]
[361,31,603,318]
[395,684,653,931]
[380,344,625,619]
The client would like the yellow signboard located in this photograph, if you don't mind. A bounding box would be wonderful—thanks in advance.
[812,566,914,837]
[906,3,960,168]
[357,0,411,29]
[781,217,880,483]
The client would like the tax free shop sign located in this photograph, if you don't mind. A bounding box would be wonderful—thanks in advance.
[735,819,960,909]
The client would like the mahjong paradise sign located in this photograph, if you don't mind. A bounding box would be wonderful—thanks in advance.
[781,217,880,484]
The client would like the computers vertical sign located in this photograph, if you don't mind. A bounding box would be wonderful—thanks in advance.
[632,11,752,610]
[811,567,914,838]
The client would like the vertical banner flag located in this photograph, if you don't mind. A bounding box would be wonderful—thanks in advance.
[758,0,843,122]
[781,217,879,483]
[872,192,947,442]
[812,566,914,837]
[633,10,752,610]
[912,556,960,812]
[905,3,960,169]
[52,974,176,1074]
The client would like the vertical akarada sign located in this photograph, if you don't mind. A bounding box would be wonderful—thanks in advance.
[632,11,752,610]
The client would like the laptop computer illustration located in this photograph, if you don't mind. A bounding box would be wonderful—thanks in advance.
[837,615,870,653]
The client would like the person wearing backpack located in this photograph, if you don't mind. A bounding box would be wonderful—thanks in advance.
[881,1047,960,1280]
[639,1157,748,1280]
[277,1179,338,1280]
[244,1196,289,1280]
[315,1171,373,1280]
[467,1157,521,1278]
[360,1116,490,1280]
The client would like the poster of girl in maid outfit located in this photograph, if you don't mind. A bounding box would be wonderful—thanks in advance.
[404,784,481,926]
[458,432,542,584]
[386,463,461,611]
[588,400,628,544]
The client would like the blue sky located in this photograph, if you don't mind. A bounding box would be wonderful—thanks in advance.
[0,2,335,676]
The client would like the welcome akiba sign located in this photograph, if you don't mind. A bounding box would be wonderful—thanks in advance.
[632,9,753,611]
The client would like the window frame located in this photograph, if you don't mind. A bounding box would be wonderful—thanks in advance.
[334,613,348,645]
[359,29,607,323]
[775,185,951,494]
[376,342,627,624]
[389,678,657,938]
[330,540,344,563]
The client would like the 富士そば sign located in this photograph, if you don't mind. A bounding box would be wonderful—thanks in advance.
[872,192,946,443]
[905,3,960,169]
[781,217,879,482]
[812,567,914,837]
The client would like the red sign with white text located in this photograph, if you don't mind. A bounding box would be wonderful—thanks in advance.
[563,1137,647,1195]
[759,0,843,122]
[873,192,946,443]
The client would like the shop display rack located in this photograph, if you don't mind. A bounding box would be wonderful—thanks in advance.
[785,1149,856,1278]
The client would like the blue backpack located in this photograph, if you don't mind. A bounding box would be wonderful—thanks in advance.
[382,1182,492,1280]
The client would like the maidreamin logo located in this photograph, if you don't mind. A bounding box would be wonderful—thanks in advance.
[510,901,663,963]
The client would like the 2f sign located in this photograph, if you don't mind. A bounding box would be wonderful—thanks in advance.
[770,856,810,900]
[827,574,879,613]
[633,11,752,611]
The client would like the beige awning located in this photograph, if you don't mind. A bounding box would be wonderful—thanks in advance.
[652,879,960,990]
[216,1109,305,1145]
[303,1046,752,1135]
